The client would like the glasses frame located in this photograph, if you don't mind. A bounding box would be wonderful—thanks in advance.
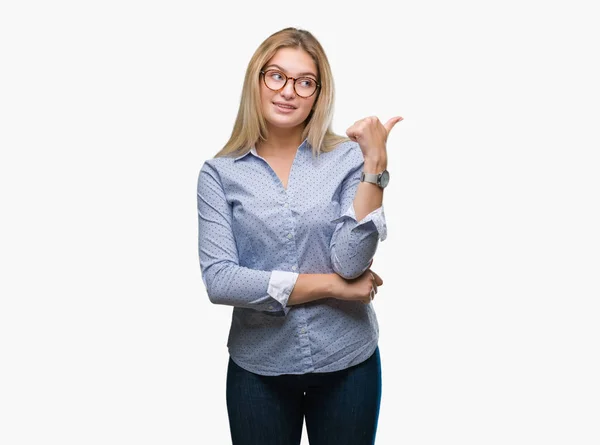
[260,69,321,98]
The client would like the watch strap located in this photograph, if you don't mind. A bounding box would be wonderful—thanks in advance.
[361,172,380,183]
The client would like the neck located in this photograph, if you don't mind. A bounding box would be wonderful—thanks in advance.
[256,124,306,158]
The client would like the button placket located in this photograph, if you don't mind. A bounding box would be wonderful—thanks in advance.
[283,189,298,288]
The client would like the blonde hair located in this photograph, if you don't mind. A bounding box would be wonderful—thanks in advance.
[213,27,350,159]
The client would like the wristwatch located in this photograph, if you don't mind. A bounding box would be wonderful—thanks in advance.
[360,169,390,189]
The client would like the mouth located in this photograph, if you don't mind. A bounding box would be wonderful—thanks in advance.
[273,102,297,111]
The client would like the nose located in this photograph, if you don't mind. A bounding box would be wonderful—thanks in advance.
[280,78,296,99]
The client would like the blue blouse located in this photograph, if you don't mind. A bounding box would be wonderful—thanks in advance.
[197,138,387,375]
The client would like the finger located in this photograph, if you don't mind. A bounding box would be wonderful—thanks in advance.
[383,116,403,134]
[371,270,383,286]
[370,273,377,291]
[346,123,364,140]
[346,129,357,141]
[345,124,355,139]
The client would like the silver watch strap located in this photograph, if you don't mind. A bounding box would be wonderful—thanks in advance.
[361,172,379,183]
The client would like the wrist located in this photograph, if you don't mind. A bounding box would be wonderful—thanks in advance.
[363,156,388,173]
[327,273,347,299]
[325,274,338,298]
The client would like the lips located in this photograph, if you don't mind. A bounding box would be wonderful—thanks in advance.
[273,102,297,109]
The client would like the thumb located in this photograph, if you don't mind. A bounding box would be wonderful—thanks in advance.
[383,116,403,134]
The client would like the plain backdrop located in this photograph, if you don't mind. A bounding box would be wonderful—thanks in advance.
[1,0,599,444]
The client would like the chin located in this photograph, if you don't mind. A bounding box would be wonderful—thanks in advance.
[266,115,306,129]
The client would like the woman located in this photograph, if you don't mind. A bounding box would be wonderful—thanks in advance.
[197,27,401,445]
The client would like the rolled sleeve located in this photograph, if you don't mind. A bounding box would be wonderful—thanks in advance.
[266,270,299,316]
[331,202,387,242]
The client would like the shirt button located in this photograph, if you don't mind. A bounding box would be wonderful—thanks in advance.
[284,202,289,207]
[268,305,274,310]
[291,265,297,271]
[287,233,293,239]
[300,328,306,334]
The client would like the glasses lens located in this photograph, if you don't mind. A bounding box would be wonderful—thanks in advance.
[295,77,317,97]
[264,70,286,90]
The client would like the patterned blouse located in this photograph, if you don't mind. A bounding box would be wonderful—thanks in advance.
[197,138,386,375]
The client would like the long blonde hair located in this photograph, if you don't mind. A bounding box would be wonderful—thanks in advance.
[213,27,349,159]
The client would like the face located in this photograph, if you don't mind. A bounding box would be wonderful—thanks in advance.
[259,47,319,131]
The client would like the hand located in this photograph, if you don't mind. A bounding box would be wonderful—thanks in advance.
[334,261,384,305]
[346,116,403,162]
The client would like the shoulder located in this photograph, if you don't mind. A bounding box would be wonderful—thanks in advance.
[198,155,237,176]
[197,156,235,189]
[202,155,236,169]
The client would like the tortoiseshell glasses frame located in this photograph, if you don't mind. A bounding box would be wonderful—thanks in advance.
[260,69,321,98]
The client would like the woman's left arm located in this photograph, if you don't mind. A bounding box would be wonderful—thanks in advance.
[329,150,387,280]
[329,116,402,279]
[353,156,387,221]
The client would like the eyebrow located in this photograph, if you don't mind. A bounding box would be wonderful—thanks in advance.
[264,64,318,79]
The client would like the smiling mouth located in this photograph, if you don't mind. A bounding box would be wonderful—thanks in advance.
[273,103,296,110]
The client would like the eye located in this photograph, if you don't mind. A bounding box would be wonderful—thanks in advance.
[298,78,316,88]
[268,71,284,80]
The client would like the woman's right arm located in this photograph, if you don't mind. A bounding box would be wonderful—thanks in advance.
[198,162,299,316]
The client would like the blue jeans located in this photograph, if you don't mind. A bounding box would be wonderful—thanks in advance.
[226,346,382,445]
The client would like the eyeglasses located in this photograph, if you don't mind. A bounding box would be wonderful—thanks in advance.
[260,69,320,98]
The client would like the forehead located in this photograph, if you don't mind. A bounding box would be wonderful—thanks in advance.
[265,47,317,77]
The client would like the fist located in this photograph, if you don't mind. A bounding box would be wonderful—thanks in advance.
[346,116,403,160]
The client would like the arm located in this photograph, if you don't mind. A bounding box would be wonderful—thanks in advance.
[286,274,336,306]
[330,145,387,280]
[287,270,381,306]
[354,156,387,221]
[197,161,298,316]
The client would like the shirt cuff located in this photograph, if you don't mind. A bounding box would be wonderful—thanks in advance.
[266,270,299,315]
[330,203,387,242]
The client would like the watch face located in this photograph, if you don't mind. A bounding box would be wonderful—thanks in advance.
[379,170,390,188]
